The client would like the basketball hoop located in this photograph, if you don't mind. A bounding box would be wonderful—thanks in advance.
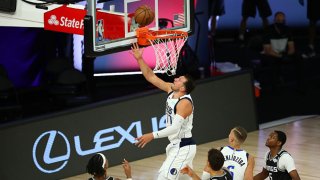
[136,27,188,76]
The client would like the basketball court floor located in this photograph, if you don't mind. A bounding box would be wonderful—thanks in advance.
[65,115,320,180]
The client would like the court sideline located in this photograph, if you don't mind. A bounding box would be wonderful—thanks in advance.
[65,116,320,180]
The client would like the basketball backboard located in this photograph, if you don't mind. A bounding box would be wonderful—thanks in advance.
[84,0,194,57]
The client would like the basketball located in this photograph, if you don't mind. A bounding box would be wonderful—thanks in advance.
[134,5,155,27]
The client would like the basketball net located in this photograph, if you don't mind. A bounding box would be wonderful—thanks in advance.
[136,27,188,76]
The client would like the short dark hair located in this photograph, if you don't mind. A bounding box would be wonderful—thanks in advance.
[275,130,287,147]
[208,148,225,171]
[183,74,195,94]
[233,126,248,144]
[274,11,285,18]
[86,154,106,177]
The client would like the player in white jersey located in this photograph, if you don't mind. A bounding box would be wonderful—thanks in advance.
[221,127,254,180]
[220,146,249,180]
[131,42,196,180]
[202,127,254,180]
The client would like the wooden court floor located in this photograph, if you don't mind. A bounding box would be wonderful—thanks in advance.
[65,116,320,180]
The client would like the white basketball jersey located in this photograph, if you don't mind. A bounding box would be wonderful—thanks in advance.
[221,146,248,180]
[159,92,195,180]
[165,92,193,142]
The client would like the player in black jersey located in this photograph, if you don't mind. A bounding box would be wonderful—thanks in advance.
[180,148,232,180]
[86,153,132,180]
[254,131,301,180]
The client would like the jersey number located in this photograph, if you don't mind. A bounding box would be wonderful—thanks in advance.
[227,165,234,179]
[167,114,173,125]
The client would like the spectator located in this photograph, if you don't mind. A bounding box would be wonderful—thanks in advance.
[239,0,272,41]
[208,0,226,37]
[260,11,302,92]
[208,0,226,65]
[299,0,320,59]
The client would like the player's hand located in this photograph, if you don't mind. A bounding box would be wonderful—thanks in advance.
[130,42,144,60]
[122,158,132,178]
[180,165,195,177]
[135,133,154,148]
[181,165,202,179]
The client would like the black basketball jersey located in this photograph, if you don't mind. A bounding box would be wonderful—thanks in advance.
[89,176,115,180]
[265,150,292,180]
[210,168,233,180]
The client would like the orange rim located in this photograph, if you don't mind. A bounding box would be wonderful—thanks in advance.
[146,30,188,40]
[136,27,188,45]
[136,27,151,45]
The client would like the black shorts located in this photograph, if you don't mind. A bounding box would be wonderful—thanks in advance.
[209,0,225,16]
[307,0,320,21]
[242,0,272,18]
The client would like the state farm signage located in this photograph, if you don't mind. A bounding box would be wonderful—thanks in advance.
[48,15,84,29]
[44,5,130,38]
[44,5,86,35]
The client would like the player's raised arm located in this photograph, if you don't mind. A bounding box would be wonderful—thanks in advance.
[131,42,172,93]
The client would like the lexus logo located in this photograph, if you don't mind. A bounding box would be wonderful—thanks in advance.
[48,15,59,25]
[32,117,166,174]
[32,130,70,173]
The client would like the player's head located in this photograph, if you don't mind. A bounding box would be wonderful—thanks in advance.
[229,126,248,145]
[266,130,287,148]
[207,148,225,171]
[183,74,195,94]
[274,11,286,24]
[172,74,195,94]
[87,153,108,177]
[274,130,287,147]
